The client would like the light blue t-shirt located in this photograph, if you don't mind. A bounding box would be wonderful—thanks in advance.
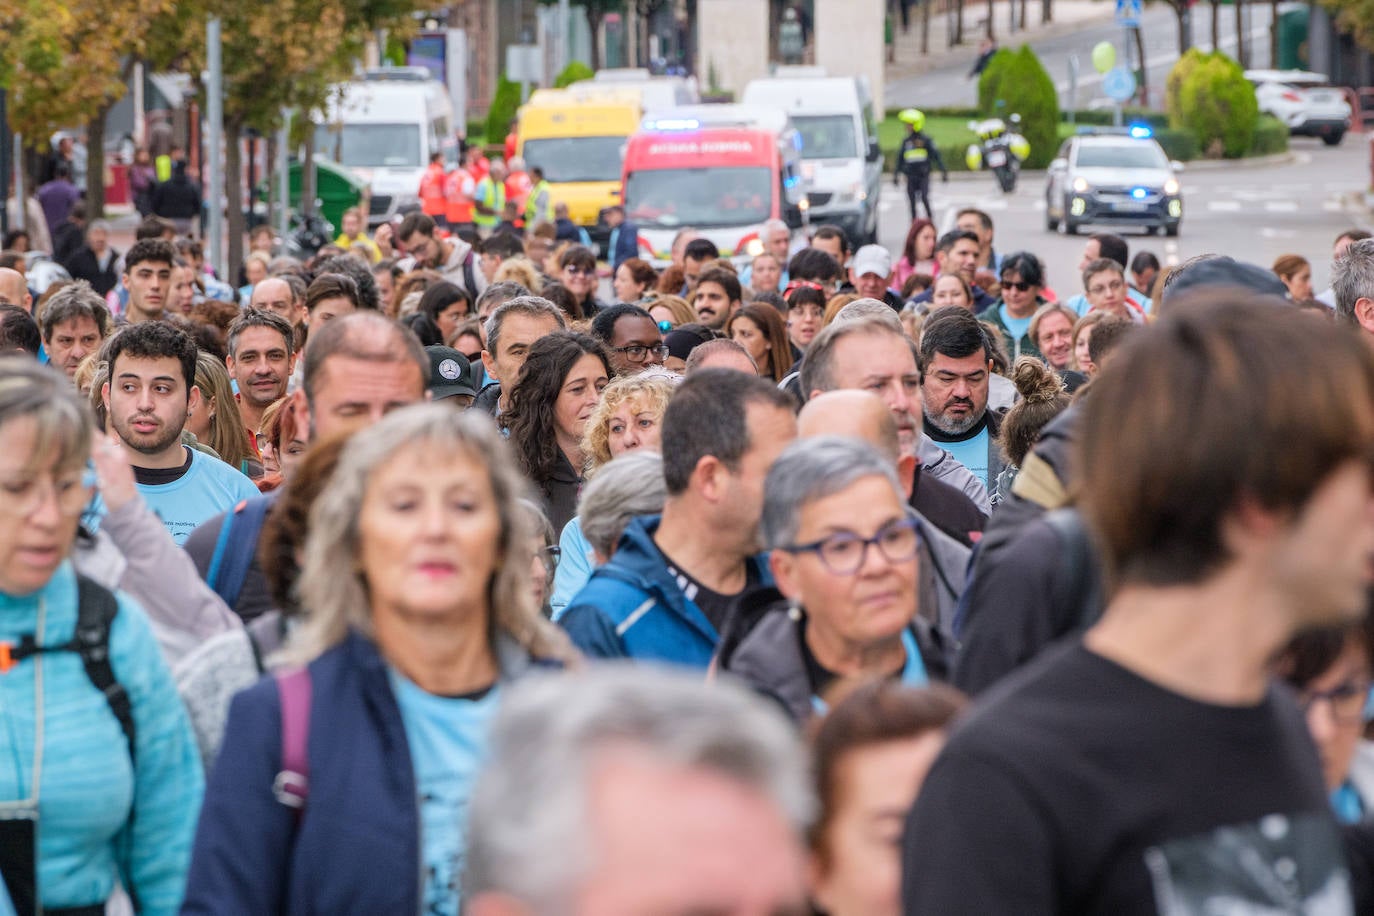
[138,447,259,545]
[998,305,1033,347]
[551,516,596,619]
[812,628,929,715]
[388,669,501,916]
[940,427,991,489]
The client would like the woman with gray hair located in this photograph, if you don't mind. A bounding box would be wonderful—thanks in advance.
[714,436,950,724]
[183,403,577,915]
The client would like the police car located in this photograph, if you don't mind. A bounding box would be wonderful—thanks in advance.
[1044,127,1183,237]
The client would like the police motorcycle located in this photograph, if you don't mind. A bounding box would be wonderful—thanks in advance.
[966,115,1030,193]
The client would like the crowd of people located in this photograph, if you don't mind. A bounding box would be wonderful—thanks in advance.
[4,181,1374,915]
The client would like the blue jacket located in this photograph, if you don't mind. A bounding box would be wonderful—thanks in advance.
[559,515,773,669]
[182,629,553,914]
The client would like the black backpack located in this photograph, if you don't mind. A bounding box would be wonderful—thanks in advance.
[1,575,135,762]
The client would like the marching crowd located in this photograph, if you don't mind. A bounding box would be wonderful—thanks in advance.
[4,183,1374,915]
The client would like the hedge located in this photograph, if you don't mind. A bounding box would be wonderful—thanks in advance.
[1154,128,1199,162]
[1168,50,1258,158]
[486,76,523,145]
[1248,115,1289,156]
[554,61,594,88]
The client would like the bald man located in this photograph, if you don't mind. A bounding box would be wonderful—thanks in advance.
[0,267,32,313]
[250,276,304,328]
[799,390,985,548]
[684,339,759,376]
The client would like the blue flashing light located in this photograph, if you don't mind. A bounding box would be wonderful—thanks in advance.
[1128,123,1152,139]
[1131,187,1147,199]
[648,118,700,131]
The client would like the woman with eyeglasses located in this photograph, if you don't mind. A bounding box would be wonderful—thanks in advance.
[1274,609,1374,824]
[0,359,203,915]
[983,251,1047,362]
[499,332,612,535]
[785,284,827,352]
[714,437,950,725]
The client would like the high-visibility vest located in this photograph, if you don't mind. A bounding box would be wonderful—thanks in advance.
[525,180,553,225]
[419,163,447,216]
[445,167,475,224]
[473,176,505,228]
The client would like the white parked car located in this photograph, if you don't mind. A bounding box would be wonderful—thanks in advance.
[1244,69,1351,146]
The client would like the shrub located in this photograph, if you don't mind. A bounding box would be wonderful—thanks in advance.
[976,50,1016,116]
[486,75,523,145]
[1165,50,1258,159]
[978,45,1060,170]
[1249,114,1289,156]
[554,61,594,89]
[1154,127,1199,162]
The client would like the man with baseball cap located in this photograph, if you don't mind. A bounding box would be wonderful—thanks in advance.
[425,345,478,408]
[849,244,904,311]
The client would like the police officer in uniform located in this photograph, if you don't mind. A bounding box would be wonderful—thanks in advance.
[895,109,948,221]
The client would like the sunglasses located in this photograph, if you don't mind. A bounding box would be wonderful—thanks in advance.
[1001,280,1035,292]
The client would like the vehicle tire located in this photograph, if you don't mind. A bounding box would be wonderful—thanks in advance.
[1165,222,1180,237]
[1323,131,1345,147]
[1064,219,1079,236]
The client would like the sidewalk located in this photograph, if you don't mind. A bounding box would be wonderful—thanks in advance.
[886,0,1117,84]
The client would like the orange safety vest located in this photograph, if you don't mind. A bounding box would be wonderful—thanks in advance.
[445,167,476,224]
[419,163,447,217]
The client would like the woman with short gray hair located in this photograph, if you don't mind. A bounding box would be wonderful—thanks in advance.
[714,436,950,723]
[184,403,577,914]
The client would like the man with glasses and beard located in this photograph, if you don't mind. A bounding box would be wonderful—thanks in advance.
[919,307,1004,492]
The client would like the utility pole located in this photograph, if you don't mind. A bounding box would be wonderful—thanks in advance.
[206,16,224,277]
[0,89,8,236]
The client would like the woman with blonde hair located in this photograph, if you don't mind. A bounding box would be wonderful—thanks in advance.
[493,256,543,293]
[550,374,678,613]
[645,293,695,329]
[184,403,576,913]
[187,350,257,477]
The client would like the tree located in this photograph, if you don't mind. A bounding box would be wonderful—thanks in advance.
[1316,0,1374,52]
[0,0,174,217]
[632,0,670,67]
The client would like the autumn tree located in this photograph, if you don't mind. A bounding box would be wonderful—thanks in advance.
[0,0,173,216]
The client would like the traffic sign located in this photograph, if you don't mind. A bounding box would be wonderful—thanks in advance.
[1115,0,1141,27]
[1103,65,1137,103]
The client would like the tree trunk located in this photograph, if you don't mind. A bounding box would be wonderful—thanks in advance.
[1270,0,1279,66]
[1210,0,1219,50]
[588,10,604,70]
[685,0,698,74]
[921,0,931,53]
[1175,0,1192,53]
[954,0,964,45]
[224,118,245,284]
[1042,0,1051,24]
[86,109,108,219]
[1234,0,1245,66]
[986,0,995,40]
[1019,0,1027,31]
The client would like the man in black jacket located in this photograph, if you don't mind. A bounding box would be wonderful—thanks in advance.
[63,219,120,297]
[151,159,203,236]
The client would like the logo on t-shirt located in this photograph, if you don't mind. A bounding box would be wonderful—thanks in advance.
[1144,811,1351,914]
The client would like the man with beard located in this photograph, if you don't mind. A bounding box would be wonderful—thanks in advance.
[692,267,742,331]
[121,239,177,324]
[101,321,258,544]
[396,212,486,297]
[919,307,1004,492]
[225,309,296,439]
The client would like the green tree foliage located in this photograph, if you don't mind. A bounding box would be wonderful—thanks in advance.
[980,45,1059,170]
[555,61,595,88]
[487,76,524,144]
[1167,50,1257,158]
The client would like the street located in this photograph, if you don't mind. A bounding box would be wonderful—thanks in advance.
[875,138,1368,295]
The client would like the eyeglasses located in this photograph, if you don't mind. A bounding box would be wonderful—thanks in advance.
[611,343,670,363]
[1298,680,1373,725]
[782,516,921,576]
[1087,280,1125,297]
[0,469,94,519]
[564,265,593,277]
[1001,280,1034,292]
[539,544,561,577]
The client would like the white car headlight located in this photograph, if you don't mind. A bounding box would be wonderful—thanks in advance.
[1072,177,1090,193]
[1164,178,1180,195]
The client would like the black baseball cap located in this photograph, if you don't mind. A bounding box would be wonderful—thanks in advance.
[425,346,478,401]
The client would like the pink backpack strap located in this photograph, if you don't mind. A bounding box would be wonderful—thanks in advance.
[272,667,312,816]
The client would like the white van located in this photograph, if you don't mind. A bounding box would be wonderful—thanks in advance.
[592,68,700,110]
[317,68,458,226]
[742,70,883,245]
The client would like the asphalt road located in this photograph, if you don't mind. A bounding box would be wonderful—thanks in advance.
[889,3,1277,111]
[875,134,1371,293]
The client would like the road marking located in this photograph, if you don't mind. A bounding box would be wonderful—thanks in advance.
[1264,201,1299,213]
[1323,200,1343,212]
[1261,227,1298,239]
[1206,201,1242,212]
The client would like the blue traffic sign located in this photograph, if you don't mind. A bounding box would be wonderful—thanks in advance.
[1103,65,1137,103]
[1116,0,1141,26]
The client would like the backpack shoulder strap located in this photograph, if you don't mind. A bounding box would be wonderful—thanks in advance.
[74,574,136,764]
[463,249,477,296]
[207,497,272,610]
[272,667,312,818]
[1041,508,1103,633]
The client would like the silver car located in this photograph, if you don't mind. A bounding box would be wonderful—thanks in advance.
[1044,128,1183,237]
